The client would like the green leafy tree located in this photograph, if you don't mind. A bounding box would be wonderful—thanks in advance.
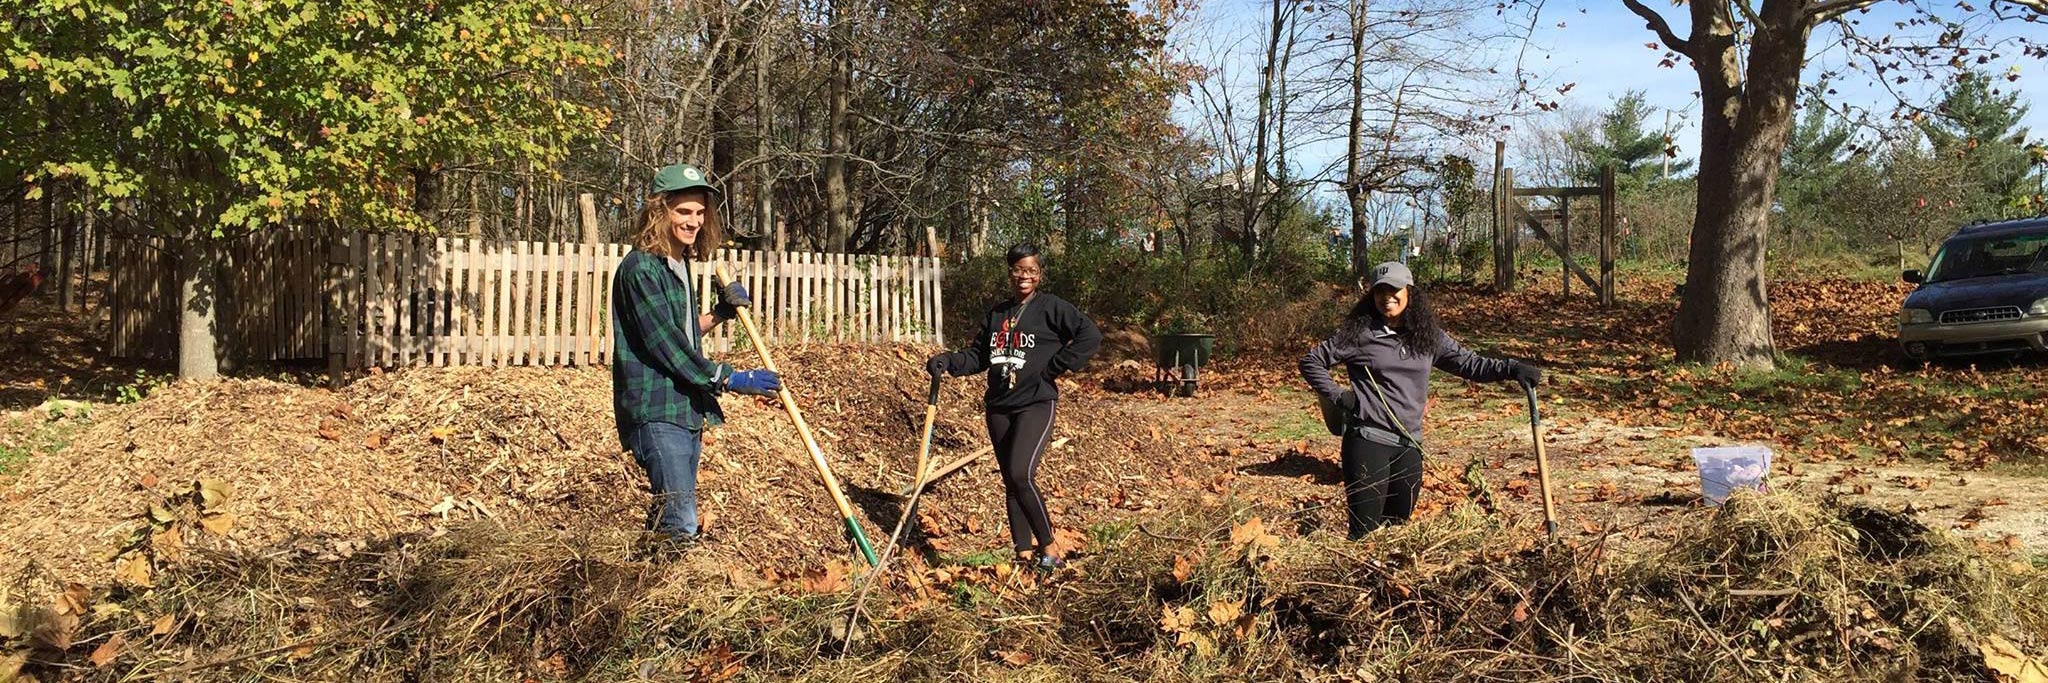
[1918,71,2040,218]
[1831,137,1979,271]
[0,0,607,378]
[1776,105,1858,255]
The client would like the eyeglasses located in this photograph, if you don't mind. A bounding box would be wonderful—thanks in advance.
[1010,267,1042,277]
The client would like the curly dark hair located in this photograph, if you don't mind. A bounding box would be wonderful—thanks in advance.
[1336,285,1443,357]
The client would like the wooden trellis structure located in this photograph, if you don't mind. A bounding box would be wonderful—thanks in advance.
[1491,153,1618,307]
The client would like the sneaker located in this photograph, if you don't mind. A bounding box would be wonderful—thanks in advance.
[636,532,699,562]
[1035,554,1065,572]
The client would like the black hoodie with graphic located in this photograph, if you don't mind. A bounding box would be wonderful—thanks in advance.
[934,293,1102,411]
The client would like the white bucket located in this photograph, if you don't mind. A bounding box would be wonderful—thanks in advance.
[1691,446,1772,506]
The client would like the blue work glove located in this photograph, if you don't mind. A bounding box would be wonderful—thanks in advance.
[726,369,781,397]
[713,280,751,321]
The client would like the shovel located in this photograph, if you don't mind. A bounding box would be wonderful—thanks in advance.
[715,265,877,566]
[876,373,942,573]
[843,372,943,648]
[1523,382,1561,539]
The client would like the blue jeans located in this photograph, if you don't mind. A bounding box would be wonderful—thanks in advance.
[624,421,703,539]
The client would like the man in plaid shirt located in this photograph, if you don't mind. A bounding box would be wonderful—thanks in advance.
[613,162,780,552]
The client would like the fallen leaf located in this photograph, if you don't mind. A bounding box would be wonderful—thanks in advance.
[196,479,232,510]
[994,649,1033,666]
[365,432,386,450]
[1160,604,1196,636]
[1982,633,2048,683]
[58,583,89,615]
[1171,555,1195,584]
[1229,517,1280,552]
[150,613,176,636]
[89,633,128,667]
[1207,599,1242,626]
[200,512,236,535]
[429,426,454,444]
[799,560,852,594]
[113,553,153,588]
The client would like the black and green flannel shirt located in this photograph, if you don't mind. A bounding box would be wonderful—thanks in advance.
[612,248,731,442]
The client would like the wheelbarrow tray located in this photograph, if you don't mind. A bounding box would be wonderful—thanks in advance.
[1153,333,1215,368]
[1152,333,1214,397]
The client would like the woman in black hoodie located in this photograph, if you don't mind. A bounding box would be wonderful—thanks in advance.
[1300,261,1541,540]
[927,244,1102,569]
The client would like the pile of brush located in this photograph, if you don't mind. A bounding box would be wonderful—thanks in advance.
[6,491,2044,682]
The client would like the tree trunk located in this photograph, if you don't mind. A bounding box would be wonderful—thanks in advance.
[1344,0,1370,279]
[58,199,76,311]
[1243,0,1285,265]
[1270,8,1299,248]
[754,25,775,249]
[823,0,854,252]
[1670,1,1811,369]
[177,231,220,380]
[710,1,752,212]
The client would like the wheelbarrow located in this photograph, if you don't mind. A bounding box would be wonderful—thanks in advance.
[1153,333,1215,397]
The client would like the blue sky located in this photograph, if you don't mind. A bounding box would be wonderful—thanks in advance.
[1173,0,2048,186]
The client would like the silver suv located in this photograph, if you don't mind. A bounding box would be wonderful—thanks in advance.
[1898,217,2048,360]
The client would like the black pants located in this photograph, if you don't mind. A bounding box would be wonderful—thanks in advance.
[987,401,1058,553]
[1340,429,1424,540]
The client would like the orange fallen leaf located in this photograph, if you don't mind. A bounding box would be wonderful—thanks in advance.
[89,633,127,667]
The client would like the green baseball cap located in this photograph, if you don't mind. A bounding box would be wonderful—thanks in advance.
[650,163,720,196]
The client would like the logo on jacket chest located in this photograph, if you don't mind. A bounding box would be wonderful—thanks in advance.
[992,331,1038,349]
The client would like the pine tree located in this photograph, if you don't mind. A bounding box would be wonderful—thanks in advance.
[1917,72,2040,217]
[1563,90,1693,188]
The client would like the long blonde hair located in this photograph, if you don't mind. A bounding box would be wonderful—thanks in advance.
[634,189,724,261]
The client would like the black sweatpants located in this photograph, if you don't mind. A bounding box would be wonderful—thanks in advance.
[1340,429,1424,540]
[987,401,1058,553]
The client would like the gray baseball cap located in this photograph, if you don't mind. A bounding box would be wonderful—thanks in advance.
[1370,261,1414,290]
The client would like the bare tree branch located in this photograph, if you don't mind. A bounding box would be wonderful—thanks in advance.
[1805,0,1885,21]
[1620,0,1695,56]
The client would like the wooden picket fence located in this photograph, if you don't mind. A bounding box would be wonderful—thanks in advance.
[108,232,327,361]
[110,231,946,369]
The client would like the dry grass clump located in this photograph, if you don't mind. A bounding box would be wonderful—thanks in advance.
[6,493,2045,682]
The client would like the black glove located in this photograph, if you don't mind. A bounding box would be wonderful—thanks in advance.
[712,279,750,321]
[925,355,949,378]
[1317,389,1360,437]
[1510,361,1543,388]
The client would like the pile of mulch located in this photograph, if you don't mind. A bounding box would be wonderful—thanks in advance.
[1,345,1402,586]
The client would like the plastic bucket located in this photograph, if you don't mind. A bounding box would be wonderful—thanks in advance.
[1690,446,1772,506]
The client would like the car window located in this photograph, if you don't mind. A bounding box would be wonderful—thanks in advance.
[1926,231,2048,282]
